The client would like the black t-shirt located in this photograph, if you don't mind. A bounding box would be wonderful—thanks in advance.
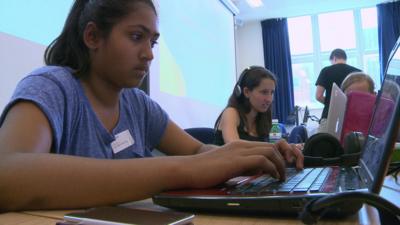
[214,117,268,145]
[315,63,361,119]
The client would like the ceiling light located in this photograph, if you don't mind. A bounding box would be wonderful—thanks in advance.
[246,0,263,8]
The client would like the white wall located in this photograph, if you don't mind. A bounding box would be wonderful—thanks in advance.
[235,21,264,77]
[0,33,46,111]
[0,0,72,112]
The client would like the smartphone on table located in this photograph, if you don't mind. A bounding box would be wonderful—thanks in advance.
[61,206,194,225]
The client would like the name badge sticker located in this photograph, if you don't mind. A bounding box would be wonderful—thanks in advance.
[111,130,135,154]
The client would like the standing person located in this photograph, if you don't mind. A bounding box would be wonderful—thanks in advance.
[315,48,361,130]
[214,66,303,155]
[0,0,304,212]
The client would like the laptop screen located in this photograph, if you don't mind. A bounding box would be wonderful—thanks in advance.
[302,106,310,124]
[325,83,347,139]
[360,38,400,193]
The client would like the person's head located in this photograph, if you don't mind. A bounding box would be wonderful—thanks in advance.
[329,48,347,64]
[45,0,158,87]
[234,66,277,113]
[216,66,277,136]
[341,72,375,94]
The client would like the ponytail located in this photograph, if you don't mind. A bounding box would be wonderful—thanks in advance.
[44,0,157,78]
[45,0,90,77]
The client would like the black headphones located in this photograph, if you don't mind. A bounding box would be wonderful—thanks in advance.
[234,66,263,98]
[300,192,400,225]
[303,132,365,167]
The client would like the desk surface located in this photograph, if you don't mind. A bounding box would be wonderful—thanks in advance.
[0,212,59,225]
[0,207,362,225]
[0,201,380,225]
[1,175,399,225]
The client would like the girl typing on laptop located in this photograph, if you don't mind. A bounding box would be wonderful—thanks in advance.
[214,66,304,164]
[0,0,303,212]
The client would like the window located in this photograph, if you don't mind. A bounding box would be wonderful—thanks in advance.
[288,7,380,109]
[318,11,356,51]
[288,16,313,55]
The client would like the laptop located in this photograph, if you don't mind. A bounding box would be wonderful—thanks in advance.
[340,91,376,144]
[322,83,347,140]
[302,106,310,125]
[153,38,400,216]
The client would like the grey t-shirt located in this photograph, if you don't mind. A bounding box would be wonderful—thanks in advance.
[0,66,169,159]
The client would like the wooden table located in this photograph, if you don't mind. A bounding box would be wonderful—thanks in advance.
[1,175,398,225]
[5,205,361,225]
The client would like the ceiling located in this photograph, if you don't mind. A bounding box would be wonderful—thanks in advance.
[232,0,391,23]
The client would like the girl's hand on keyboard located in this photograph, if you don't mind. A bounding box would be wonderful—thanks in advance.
[275,139,304,170]
[184,140,288,188]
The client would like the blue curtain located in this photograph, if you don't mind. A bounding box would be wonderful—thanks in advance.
[261,18,294,124]
[377,1,400,82]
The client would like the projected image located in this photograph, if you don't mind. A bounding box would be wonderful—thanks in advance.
[1,0,237,128]
[0,0,72,46]
[156,0,236,107]
[0,0,73,111]
[159,37,186,97]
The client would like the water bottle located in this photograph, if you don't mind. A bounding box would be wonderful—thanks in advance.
[270,119,282,143]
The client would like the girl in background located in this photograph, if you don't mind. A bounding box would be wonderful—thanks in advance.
[215,66,275,145]
[214,66,303,161]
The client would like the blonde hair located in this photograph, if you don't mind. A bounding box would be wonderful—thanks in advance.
[341,72,375,94]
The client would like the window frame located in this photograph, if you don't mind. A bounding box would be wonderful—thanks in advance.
[289,7,380,110]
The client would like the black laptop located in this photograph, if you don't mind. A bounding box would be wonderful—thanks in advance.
[153,37,400,216]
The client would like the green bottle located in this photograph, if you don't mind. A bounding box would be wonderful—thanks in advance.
[270,119,282,143]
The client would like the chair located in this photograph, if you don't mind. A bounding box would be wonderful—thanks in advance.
[286,105,301,126]
[184,127,215,144]
[288,125,308,143]
[278,123,288,138]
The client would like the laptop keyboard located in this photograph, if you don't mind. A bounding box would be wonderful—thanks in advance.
[340,167,361,190]
[229,167,331,194]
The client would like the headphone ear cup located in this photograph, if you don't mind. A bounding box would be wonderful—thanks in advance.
[343,132,365,154]
[234,85,242,98]
[303,133,344,158]
[235,67,252,98]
